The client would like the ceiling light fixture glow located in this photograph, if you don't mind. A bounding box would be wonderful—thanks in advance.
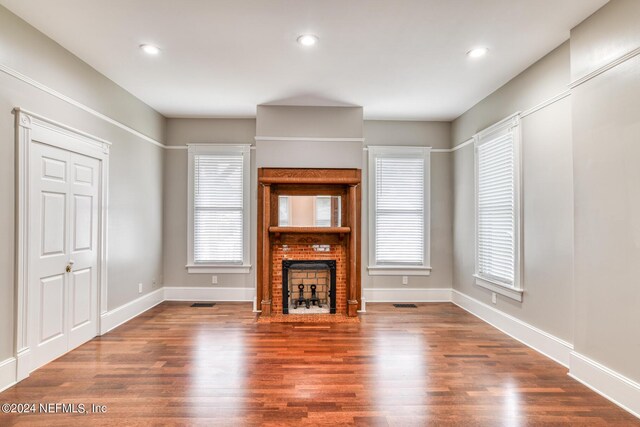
[140,44,161,55]
[297,34,318,47]
[467,47,489,58]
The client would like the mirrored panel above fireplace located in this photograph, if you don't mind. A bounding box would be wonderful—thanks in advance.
[278,195,341,227]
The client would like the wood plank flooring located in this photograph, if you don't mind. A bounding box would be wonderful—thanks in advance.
[0,302,637,426]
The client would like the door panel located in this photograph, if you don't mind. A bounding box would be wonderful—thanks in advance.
[41,192,66,256]
[71,268,92,328]
[30,142,71,369]
[67,152,99,349]
[72,195,93,251]
[29,141,100,371]
[42,156,66,181]
[73,163,93,185]
[39,274,65,343]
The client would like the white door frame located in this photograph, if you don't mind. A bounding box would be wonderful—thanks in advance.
[14,108,110,381]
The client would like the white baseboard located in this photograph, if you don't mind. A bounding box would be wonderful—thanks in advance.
[363,287,452,302]
[569,352,640,419]
[100,288,164,335]
[451,289,573,367]
[358,297,367,313]
[164,286,255,302]
[0,357,16,393]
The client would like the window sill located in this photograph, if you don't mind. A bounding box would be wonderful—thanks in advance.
[367,266,431,276]
[186,264,252,274]
[474,275,523,302]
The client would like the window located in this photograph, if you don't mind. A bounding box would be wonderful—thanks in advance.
[474,114,522,301]
[187,144,251,273]
[368,146,431,275]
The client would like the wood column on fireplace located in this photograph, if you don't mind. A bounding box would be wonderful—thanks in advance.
[348,184,359,317]
[260,183,272,315]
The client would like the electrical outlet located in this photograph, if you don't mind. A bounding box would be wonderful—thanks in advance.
[492,292,497,304]
[402,276,408,285]
[138,283,143,294]
[211,275,218,285]
[152,279,157,288]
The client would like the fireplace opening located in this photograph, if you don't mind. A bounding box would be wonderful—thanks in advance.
[282,260,336,314]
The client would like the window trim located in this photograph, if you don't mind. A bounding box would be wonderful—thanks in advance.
[367,145,432,276]
[186,143,251,274]
[473,113,523,301]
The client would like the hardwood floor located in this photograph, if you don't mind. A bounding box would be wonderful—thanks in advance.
[0,302,637,426]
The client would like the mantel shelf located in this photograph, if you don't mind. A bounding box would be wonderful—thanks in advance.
[268,226,351,234]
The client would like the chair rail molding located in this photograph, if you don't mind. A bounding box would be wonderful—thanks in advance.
[0,62,165,148]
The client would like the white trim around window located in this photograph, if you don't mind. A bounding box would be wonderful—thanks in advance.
[474,113,523,301]
[187,144,251,274]
[367,145,431,276]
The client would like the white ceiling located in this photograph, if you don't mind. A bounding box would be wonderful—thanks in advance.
[1,0,607,120]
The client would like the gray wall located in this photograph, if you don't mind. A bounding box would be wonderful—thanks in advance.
[451,42,575,342]
[451,0,640,386]
[0,6,165,361]
[256,105,364,169]
[163,118,453,293]
[570,0,640,382]
[256,105,363,138]
[364,121,452,291]
[163,119,257,288]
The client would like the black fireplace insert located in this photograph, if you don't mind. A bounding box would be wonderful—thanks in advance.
[282,260,336,314]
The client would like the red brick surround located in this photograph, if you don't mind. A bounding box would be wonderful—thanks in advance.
[272,244,347,315]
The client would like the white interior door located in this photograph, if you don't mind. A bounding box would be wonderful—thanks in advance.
[28,141,100,370]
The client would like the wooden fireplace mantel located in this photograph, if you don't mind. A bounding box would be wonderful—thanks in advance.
[257,168,362,317]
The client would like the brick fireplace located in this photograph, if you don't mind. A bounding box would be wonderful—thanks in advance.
[275,247,345,315]
[257,168,361,317]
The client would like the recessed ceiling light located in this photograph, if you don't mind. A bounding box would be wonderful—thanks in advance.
[140,44,161,55]
[297,34,319,47]
[467,47,489,58]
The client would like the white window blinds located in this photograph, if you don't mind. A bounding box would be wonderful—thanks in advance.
[371,148,428,266]
[278,196,290,226]
[315,196,331,227]
[475,114,521,290]
[192,151,245,264]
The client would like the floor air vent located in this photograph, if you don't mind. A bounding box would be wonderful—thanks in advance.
[191,303,216,308]
[393,303,417,308]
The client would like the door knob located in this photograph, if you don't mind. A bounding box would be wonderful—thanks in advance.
[65,260,74,273]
